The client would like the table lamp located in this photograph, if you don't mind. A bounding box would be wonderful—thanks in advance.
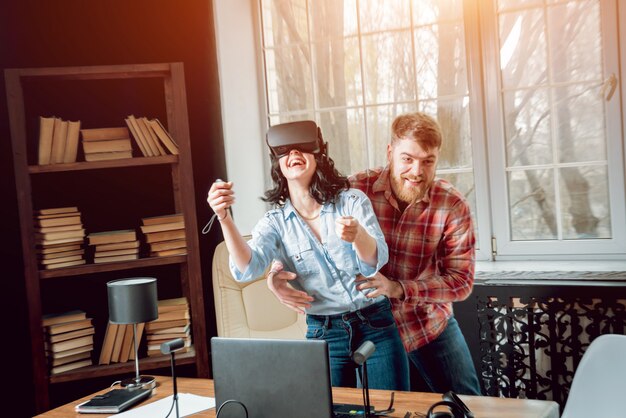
[107,277,158,390]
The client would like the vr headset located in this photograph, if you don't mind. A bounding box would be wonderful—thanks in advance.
[266,120,327,158]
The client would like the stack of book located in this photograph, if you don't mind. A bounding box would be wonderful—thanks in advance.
[35,207,86,269]
[145,297,191,357]
[43,310,95,375]
[140,213,187,257]
[125,115,179,157]
[80,127,133,162]
[98,320,145,365]
[37,116,81,165]
[87,229,139,264]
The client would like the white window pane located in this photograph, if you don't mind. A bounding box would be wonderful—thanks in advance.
[436,98,473,170]
[362,31,416,104]
[438,171,479,246]
[319,109,367,175]
[554,84,606,164]
[548,1,602,83]
[412,0,463,26]
[309,0,358,40]
[560,166,611,239]
[359,0,411,33]
[366,103,419,168]
[503,88,553,167]
[264,46,314,113]
[508,169,557,241]
[269,113,315,125]
[261,0,308,48]
[497,0,542,12]
[313,38,363,108]
[415,22,467,99]
[499,8,547,89]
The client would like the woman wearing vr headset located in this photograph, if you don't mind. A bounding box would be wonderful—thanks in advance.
[207,120,409,391]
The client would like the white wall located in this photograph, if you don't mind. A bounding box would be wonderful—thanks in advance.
[213,0,268,234]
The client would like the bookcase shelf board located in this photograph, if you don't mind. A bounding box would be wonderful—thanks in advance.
[5,62,208,413]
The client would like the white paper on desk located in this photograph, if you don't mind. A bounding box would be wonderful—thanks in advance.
[107,393,215,418]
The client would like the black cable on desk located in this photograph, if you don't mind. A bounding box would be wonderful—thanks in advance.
[216,399,249,418]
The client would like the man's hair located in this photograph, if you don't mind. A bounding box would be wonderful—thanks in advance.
[262,151,349,206]
[391,112,442,150]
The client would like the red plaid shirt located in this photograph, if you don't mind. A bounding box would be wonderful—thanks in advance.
[350,167,475,352]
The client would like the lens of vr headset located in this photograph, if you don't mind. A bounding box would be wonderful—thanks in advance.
[273,141,320,158]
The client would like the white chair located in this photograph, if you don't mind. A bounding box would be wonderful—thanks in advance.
[212,237,307,339]
[561,333,626,418]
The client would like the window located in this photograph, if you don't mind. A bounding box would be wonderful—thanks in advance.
[258,0,626,260]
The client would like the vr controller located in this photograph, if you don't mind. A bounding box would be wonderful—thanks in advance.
[266,120,327,158]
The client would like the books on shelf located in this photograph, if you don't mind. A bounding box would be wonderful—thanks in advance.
[139,213,187,256]
[42,310,95,375]
[35,207,86,269]
[80,126,133,162]
[87,229,137,246]
[37,117,82,165]
[125,115,179,156]
[144,297,192,357]
[99,321,146,364]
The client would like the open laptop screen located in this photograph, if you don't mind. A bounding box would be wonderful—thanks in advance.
[211,337,335,418]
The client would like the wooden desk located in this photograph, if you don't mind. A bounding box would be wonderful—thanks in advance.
[37,376,559,418]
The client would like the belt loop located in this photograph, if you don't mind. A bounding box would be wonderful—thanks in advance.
[323,315,331,330]
[356,309,366,322]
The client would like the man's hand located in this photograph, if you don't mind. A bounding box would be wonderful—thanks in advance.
[266,260,314,314]
[356,271,404,300]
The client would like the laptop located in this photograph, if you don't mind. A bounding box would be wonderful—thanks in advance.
[211,337,372,418]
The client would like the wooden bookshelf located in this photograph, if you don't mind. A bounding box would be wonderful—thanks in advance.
[5,63,208,413]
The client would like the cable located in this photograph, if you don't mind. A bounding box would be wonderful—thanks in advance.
[216,399,249,418]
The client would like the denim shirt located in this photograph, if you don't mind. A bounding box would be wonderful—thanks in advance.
[229,189,389,315]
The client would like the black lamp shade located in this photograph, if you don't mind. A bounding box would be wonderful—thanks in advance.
[107,277,158,324]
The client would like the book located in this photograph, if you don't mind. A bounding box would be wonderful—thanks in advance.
[155,310,190,321]
[147,336,191,351]
[151,248,187,257]
[145,319,190,331]
[42,310,87,327]
[147,345,190,357]
[95,240,140,252]
[38,116,55,165]
[44,259,86,270]
[149,239,186,252]
[62,120,81,163]
[143,229,186,243]
[82,138,132,154]
[138,117,166,155]
[40,254,84,265]
[145,328,190,341]
[47,344,94,359]
[126,115,153,157]
[38,239,85,250]
[157,297,189,312]
[45,318,93,335]
[35,223,83,234]
[87,229,137,245]
[110,324,128,363]
[149,324,190,335]
[47,335,94,353]
[47,326,95,344]
[35,228,85,241]
[117,324,135,363]
[98,322,120,365]
[94,247,139,257]
[147,118,179,155]
[36,206,79,216]
[50,358,92,375]
[84,150,133,162]
[74,388,153,414]
[94,253,139,264]
[50,118,68,164]
[127,115,158,156]
[142,213,184,226]
[37,215,82,228]
[80,127,130,141]
[50,350,91,367]
[37,244,82,255]
[39,249,85,261]
[140,221,184,234]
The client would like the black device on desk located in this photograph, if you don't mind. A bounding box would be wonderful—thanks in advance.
[74,388,152,414]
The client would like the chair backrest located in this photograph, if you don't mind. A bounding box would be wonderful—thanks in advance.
[561,333,626,418]
[211,237,306,339]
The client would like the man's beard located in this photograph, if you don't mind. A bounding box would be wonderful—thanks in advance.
[390,163,429,205]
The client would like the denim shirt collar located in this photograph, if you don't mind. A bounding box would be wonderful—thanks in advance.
[282,198,337,220]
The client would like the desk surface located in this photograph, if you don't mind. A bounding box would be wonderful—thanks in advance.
[37,376,559,418]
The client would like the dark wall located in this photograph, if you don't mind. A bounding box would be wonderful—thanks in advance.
[0,1,226,414]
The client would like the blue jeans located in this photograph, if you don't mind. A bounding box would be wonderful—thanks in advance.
[306,298,410,391]
[407,316,481,395]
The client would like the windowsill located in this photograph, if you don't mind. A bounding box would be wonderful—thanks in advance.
[475,260,626,284]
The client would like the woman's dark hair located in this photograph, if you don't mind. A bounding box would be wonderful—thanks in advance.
[262,151,350,206]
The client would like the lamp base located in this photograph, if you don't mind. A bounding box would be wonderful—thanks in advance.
[121,375,156,390]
